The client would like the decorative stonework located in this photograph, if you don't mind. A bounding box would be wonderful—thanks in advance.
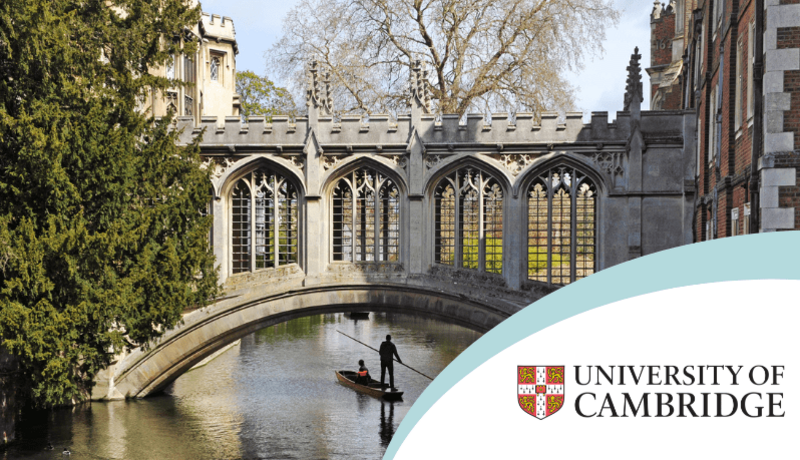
[323,155,349,170]
[201,156,239,183]
[391,154,408,171]
[593,151,624,177]
[425,154,446,170]
[289,155,305,171]
[327,263,405,274]
[491,154,537,176]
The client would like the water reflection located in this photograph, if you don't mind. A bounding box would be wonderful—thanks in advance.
[379,402,395,448]
[4,312,481,460]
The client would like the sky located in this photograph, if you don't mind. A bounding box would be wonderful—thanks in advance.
[199,0,652,118]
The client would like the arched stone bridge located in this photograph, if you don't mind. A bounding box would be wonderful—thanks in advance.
[92,53,697,400]
[93,272,550,400]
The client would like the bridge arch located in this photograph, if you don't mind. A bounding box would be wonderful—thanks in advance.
[104,285,513,399]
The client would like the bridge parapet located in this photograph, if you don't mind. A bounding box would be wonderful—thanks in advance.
[92,270,545,401]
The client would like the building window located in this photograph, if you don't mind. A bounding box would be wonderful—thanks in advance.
[735,38,743,130]
[747,21,755,121]
[210,56,221,82]
[731,208,740,236]
[332,167,400,263]
[708,86,717,163]
[166,55,175,80]
[231,167,299,274]
[433,167,504,274]
[743,202,751,234]
[527,165,596,285]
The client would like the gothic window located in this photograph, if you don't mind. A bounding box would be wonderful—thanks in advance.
[210,56,220,82]
[527,166,596,285]
[433,168,504,274]
[332,167,400,262]
[230,167,299,274]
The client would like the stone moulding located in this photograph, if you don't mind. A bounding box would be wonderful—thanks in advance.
[326,262,405,274]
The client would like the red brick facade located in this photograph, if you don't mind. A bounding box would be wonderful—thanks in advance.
[650,0,800,237]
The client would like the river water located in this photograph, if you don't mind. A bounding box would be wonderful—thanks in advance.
[4,312,481,460]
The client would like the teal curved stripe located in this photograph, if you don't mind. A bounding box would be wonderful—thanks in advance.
[384,232,800,459]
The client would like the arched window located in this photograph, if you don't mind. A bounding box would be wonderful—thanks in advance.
[433,167,504,274]
[230,167,299,274]
[332,167,400,262]
[527,166,596,285]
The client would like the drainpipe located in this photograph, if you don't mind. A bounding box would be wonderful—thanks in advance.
[749,0,763,232]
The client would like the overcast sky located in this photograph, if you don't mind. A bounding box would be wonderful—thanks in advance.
[199,0,652,118]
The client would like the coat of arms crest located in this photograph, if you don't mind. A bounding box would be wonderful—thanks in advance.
[517,366,565,420]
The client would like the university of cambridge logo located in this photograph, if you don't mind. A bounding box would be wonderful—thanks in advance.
[518,366,565,420]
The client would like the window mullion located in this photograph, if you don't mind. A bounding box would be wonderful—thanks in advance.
[478,175,486,272]
[351,173,358,262]
[454,174,462,268]
[250,173,256,273]
[546,174,553,285]
[274,179,280,269]
[570,175,578,283]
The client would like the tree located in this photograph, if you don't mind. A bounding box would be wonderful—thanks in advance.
[0,0,218,406]
[268,0,618,116]
[236,70,298,120]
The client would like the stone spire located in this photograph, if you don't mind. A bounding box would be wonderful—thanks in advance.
[306,60,332,117]
[652,1,663,20]
[409,60,432,114]
[623,47,643,114]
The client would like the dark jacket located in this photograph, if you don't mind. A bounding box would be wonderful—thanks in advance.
[379,341,400,362]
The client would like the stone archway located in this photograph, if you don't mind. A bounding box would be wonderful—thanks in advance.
[95,284,515,400]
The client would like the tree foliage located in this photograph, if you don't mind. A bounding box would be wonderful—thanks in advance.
[268,0,619,116]
[236,70,297,120]
[0,0,218,406]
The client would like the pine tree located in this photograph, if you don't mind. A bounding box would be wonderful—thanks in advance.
[0,0,218,406]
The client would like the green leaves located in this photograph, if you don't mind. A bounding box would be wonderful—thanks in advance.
[0,0,217,406]
[236,70,297,120]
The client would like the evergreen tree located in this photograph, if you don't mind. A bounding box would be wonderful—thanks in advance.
[0,0,218,406]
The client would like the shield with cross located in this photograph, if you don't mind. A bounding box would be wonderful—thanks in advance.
[517,366,565,420]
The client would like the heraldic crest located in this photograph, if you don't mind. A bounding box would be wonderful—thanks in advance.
[517,366,565,420]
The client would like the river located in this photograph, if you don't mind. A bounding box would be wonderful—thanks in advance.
[3,312,481,459]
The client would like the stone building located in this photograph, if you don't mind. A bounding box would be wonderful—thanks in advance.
[182,55,697,292]
[145,2,240,125]
[90,54,702,400]
[647,0,800,237]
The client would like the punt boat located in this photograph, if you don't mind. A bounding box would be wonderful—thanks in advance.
[335,370,404,401]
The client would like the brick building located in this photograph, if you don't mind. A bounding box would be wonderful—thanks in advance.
[647,0,800,237]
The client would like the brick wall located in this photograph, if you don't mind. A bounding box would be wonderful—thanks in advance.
[774,152,800,228]
[651,13,676,68]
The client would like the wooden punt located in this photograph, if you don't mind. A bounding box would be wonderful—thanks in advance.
[335,370,404,401]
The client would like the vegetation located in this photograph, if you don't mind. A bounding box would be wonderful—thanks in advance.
[0,0,218,406]
[236,70,298,120]
[269,0,619,115]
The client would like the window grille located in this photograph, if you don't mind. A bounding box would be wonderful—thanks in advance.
[230,168,299,274]
[232,180,251,274]
[743,203,751,235]
[184,95,193,116]
[210,56,220,81]
[433,167,503,274]
[332,167,400,263]
[527,166,596,285]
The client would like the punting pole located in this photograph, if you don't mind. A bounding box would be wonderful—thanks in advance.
[336,330,434,380]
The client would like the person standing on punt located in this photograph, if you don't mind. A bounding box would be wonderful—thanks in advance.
[379,334,402,390]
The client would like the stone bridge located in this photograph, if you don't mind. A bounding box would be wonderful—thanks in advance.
[92,52,697,400]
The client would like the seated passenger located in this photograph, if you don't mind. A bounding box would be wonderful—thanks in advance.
[356,359,371,384]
